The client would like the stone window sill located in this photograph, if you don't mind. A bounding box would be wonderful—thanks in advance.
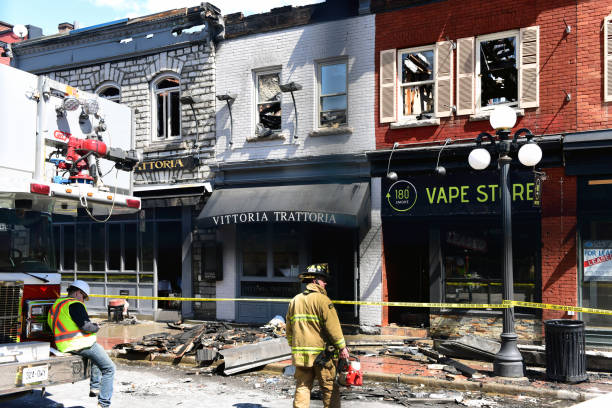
[469,108,525,122]
[246,132,286,142]
[309,126,353,137]
[144,140,185,153]
[390,118,440,129]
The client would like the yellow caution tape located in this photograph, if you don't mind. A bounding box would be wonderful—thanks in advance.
[505,300,612,316]
[61,294,612,315]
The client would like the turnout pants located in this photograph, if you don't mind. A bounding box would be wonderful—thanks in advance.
[293,359,340,408]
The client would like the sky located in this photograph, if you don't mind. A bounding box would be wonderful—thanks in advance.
[2,0,324,37]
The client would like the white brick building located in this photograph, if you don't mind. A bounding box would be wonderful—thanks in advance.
[203,6,382,329]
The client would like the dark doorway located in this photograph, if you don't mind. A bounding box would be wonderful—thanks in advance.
[310,225,357,324]
[157,220,182,310]
[383,221,429,327]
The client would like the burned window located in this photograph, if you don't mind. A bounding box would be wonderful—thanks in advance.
[153,76,181,139]
[478,35,517,108]
[255,72,281,137]
[319,61,347,127]
[398,48,434,120]
[98,85,120,102]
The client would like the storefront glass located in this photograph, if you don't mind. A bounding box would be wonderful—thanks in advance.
[580,218,612,328]
[239,224,301,298]
[442,217,539,306]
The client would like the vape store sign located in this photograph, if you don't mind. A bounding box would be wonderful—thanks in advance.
[382,171,539,217]
[584,241,612,281]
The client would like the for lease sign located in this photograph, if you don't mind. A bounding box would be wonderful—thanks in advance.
[584,240,612,281]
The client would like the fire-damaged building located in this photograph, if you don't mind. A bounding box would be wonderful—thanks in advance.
[201,0,382,327]
[9,4,225,320]
[367,0,612,345]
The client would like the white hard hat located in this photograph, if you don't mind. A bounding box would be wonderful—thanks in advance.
[69,280,91,300]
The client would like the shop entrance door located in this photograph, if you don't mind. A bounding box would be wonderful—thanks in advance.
[384,222,429,327]
[310,225,357,325]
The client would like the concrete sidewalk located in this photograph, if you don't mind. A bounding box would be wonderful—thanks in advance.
[96,319,612,403]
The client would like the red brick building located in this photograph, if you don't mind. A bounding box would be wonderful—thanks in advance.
[0,22,42,65]
[367,0,612,345]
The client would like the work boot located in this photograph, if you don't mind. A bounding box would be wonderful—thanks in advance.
[89,389,99,397]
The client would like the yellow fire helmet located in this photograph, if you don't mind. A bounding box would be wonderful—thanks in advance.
[298,263,331,281]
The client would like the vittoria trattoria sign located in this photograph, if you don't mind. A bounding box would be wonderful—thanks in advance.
[135,156,198,173]
[211,211,338,226]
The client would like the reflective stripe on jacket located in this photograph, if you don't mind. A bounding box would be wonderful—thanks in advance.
[47,297,97,352]
[285,283,346,367]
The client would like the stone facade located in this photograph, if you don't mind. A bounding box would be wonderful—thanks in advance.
[46,44,216,186]
[430,314,543,344]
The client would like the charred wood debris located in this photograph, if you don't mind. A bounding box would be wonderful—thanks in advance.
[113,320,482,381]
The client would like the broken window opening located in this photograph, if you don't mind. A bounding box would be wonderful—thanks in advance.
[255,72,281,137]
[153,76,181,140]
[398,48,434,120]
[478,35,517,108]
[319,61,348,128]
[98,85,120,102]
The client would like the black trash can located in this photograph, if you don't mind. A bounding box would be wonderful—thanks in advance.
[545,319,587,382]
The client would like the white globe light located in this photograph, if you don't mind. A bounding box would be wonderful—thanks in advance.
[489,105,517,130]
[468,148,491,170]
[518,142,542,167]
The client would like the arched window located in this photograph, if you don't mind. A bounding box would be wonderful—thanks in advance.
[96,83,121,103]
[152,75,181,140]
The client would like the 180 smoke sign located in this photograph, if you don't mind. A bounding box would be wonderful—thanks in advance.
[386,180,418,212]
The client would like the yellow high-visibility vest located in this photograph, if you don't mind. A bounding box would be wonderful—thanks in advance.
[47,297,97,352]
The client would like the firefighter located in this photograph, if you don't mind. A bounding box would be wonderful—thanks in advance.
[47,280,115,408]
[286,263,350,408]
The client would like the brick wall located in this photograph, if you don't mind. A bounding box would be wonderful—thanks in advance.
[576,0,612,131]
[374,0,586,148]
[541,167,578,320]
[359,177,383,328]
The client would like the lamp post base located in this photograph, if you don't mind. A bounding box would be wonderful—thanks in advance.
[494,332,524,378]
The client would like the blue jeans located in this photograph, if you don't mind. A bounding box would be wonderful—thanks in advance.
[73,342,115,407]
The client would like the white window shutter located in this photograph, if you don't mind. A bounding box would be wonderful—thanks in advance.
[435,41,453,118]
[519,26,540,108]
[604,16,612,102]
[456,37,475,116]
[379,49,397,123]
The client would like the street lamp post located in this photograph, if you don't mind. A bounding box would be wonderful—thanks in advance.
[468,106,542,378]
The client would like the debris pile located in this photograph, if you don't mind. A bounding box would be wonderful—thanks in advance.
[113,319,290,374]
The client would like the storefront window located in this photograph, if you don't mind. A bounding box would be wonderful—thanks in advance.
[239,224,301,297]
[442,218,538,306]
[580,219,612,328]
[242,228,267,277]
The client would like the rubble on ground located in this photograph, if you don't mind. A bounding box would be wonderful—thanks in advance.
[113,318,288,373]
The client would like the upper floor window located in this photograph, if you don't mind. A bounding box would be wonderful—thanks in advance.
[398,47,434,121]
[318,60,348,128]
[379,26,539,124]
[153,75,180,140]
[97,85,121,102]
[255,70,281,137]
[476,32,518,109]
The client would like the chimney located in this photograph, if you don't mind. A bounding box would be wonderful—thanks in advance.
[58,22,74,33]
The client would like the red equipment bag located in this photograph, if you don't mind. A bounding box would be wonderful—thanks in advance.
[336,356,363,387]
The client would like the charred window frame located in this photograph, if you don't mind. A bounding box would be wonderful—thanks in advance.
[152,75,181,140]
[397,46,435,121]
[476,31,518,110]
[318,59,348,128]
[254,70,282,137]
[96,83,121,103]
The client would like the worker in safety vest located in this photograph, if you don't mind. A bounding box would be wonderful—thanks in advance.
[47,280,115,408]
[286,263,350,408]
